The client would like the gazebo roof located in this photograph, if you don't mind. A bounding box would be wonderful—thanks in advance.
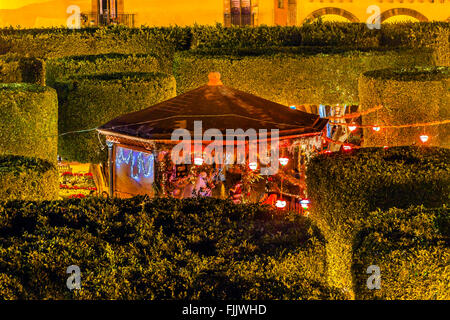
[98,73,328,142]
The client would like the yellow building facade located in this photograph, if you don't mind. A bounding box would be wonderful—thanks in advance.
[0,0,448,28]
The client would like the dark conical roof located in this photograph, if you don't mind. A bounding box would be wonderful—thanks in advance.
[98,73,328,141]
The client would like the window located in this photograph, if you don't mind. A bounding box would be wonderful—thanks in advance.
[278,0,284,9]
[226,0,254,26]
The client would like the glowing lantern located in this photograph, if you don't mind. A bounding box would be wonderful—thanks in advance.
[348,124,357,132]
[420,135,429,143]
[279,158,289,166]
[300,199,310,210]
[372,126,381,132]
[343,145,352,151]
[276,200,287,208]
[194,157,204,166]
[249,162,258,171]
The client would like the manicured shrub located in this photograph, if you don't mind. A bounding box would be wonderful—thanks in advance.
[54,72,176,163]
[0,197,341,300]
[174,48,433,105]
[306,146,450,296]
[353,206,449,300]
[0,26,192,59]
[359,66,450,148]
[0,155,58,201]
[46,53,161,87]
[0,83,58,163]
[0,54,45,85]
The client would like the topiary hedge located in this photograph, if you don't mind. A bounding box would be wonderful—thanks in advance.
[46,53,162,87]
[1,23,447,59]
[0,155,58,201]
[0,54,45,85]
[359,66,450,148]
[0,26,192,59]
[0,83,58,163]
[0,197,341,300]
[353,206,449,300]
[54,72,176,163]
[174,48,433,105]
[306,146,450,296]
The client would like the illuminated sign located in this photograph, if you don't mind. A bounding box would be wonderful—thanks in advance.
[116,147,154,182]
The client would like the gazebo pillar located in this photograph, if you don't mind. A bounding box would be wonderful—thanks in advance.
[106,140,115,198]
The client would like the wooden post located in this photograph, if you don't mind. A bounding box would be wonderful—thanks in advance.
[106,141,114,198]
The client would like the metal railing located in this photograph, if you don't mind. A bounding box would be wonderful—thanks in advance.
[81,13,136,27]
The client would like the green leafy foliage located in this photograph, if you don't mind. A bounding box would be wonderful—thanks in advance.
[0,83,58,163]
[306,146,450,295]
[353,206,449,300]
[54,72,176,163]
[0,197,343,300]
[46,53,162,87]
[0,155,58,201]
[359,67,450,148]
[174,48,433,105]
[0,53,45,85]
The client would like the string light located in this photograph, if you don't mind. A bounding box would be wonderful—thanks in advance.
[194,157,204,166]
[276,200,287,208]
[420,135,429,143]
[300,199,310,210]
[343,145,352,151]
[249,162,258,170]
[116,147,154,181]
[279,158,289,166]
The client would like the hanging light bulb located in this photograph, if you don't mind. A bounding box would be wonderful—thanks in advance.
[343,145,352,151]
[276,200,287,208]
[279,158,289,166]
[348,124,357,132]
[249,162,258,171]
[194,157,204,166]
[300,199,310,210]
[372,126,381,132]
[420,135,429,143]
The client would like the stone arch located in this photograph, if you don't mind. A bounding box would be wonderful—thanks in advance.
[380,8,428,23]
[303,7,359,23]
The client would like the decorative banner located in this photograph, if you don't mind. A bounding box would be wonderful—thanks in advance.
[116,147,155,182]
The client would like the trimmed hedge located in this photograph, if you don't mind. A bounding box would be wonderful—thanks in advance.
[0,155,58,201]
[0,26,192,59]
[1,23,448,59]
[306,146,450,296]
[0,197,342,300]
[359,66,450,148]
[46,53,162,87]
[353,206,449,300]
[0,83,58,163]
[54,72,176,163]
[0,54,45,85]
[174,48,433,105]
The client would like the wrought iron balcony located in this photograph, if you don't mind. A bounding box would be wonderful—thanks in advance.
[81,13,136,27]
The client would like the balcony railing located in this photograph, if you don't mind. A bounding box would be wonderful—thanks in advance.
[224,13,256,27]
[81,13,136,27]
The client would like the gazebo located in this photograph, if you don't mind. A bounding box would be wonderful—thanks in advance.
[97,73,327,208]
